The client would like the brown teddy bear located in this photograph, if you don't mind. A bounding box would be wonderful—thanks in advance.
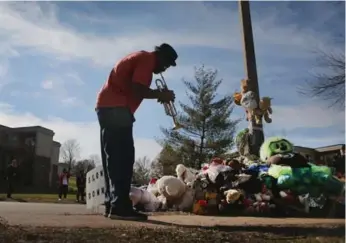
[253,97,273,125]
[233,79,273,125]
[233,92,242,106]
[233,79,251,105]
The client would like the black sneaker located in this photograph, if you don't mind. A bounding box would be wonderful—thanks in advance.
[108,210,148,221]
[103,206,110,218]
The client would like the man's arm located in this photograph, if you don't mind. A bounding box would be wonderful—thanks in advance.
[131,57,162,100]
[132,83,161,99]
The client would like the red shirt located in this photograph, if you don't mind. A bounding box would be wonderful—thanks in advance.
[96,51,156,114]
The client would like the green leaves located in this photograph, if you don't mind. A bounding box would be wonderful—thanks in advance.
[158,65,240,169]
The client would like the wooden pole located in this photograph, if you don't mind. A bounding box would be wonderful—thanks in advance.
[238,0,264,156]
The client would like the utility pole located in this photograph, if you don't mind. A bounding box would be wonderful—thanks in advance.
[238,0,264,156]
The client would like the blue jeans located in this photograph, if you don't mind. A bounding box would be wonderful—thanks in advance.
[96,107,135,213]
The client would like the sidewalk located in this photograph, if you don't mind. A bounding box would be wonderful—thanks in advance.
[1,201,344,229]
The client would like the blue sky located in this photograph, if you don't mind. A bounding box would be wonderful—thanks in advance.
[0,1,344,161]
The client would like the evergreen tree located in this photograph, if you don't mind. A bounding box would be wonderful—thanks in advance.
[160,65,240,169]
[132,156,151,185]
[151,143,180,176]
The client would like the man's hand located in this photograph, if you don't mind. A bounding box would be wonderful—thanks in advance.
[157,90,175,104]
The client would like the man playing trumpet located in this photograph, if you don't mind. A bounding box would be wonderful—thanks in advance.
[95,43,178,221]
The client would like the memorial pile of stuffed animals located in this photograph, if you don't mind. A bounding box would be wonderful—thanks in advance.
[129,136,345,217]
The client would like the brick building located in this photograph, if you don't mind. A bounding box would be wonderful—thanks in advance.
[0,125,61,193]
[294,144,345,165]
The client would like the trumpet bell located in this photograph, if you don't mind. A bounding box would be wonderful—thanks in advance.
[172,122,184,131]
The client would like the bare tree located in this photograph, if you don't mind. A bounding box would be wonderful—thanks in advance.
[74,159,96,173]
[132,156,151,185]
[150,159,163,178]
[153,143,181,176]
[299,49,345,110]
[89,154,101,165]
[60,139,81,171]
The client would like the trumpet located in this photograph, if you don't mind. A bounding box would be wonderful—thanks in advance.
[155,74,183,131]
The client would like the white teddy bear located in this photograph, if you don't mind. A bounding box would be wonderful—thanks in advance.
[173,186,195,212]
[176,164,198,186]
[157,175,186,199]
[129,187,161,212]
[147,178,159,196]
[156,175,193,210]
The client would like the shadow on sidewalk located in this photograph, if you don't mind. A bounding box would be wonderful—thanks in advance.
[144,219,345,238]
[0,198,27,203]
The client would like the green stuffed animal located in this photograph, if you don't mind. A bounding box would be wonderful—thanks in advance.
[259,136,293,162]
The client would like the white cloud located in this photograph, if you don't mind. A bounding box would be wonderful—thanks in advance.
[269,103,345,130]
[287,134,345,148]
[0,61,8,78]
[0,103,162,163]
[65,72,84,86]
[0,101,343,163]
[0,2,343,158]
[235,101,344,147]
[0,2,338,68]
[0,61,10,92]
[41,80,53,90]
[38,75,85,105]
[9,90,42,98]
[61,97,83,107]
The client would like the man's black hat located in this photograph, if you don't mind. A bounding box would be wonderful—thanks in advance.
[155,43,178,66]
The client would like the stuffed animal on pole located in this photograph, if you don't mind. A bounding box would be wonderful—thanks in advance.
[240,79,258,121]
[233,79,258,122]
[233,92,242,106]
[259,97,273,123]
[252,97,273,125]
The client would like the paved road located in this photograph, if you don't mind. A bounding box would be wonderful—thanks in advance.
[0,201,344,228]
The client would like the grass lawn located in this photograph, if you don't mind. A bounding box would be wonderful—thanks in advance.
[0,176,81,203]
[69,176,77,191]
[0,193,79,203]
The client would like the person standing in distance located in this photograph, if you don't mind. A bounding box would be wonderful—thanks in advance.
[96,43,177,221]
[6,159,18,199]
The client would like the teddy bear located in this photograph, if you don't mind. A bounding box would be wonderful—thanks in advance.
[147,178,159,196]
[176,164,198,186]
[240,79,258,119]
[173,186,196,212]
[155,175,191,210]
[129,187,162,212]
[253,97,273,125]
[233,79,258,122]
[234,79,273,125]
[224,189,243,204]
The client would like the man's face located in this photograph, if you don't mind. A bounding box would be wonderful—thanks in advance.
[153,54,172,74]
